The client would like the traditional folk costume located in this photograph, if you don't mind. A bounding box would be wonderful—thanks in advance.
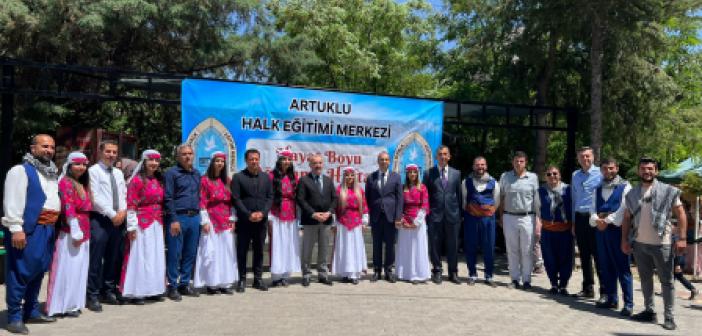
[461,173,500,282]
[536,182,573,293]
[120,150,166,299]
[2,152,60,324]
[332,167,369,282]
[395,164,431,282]
[268,150,301,285]
[590,176,633,310]
[46,152,92,316]
[194,151,238,291]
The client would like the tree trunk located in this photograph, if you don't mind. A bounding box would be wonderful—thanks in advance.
[534,32,558,178]
[590,13,605,161]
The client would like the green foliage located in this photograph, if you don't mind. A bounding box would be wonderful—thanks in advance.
[681,171,702,195]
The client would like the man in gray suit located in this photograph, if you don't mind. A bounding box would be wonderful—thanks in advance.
[365,151,403,283]
[422,145,463,284]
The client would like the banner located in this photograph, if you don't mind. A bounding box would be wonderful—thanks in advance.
[182,79,443,184]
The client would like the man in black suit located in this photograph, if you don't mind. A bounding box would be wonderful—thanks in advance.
[296,153,337,287]
[422,145,463,284]
[231,149,273,292]
[365,151,403,282]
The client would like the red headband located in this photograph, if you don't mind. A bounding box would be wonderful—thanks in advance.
[145,153,161,160]
[71,157,89,164]
[212,153,226,159]
[278,150,293,159]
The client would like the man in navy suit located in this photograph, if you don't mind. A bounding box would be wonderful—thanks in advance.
[365,151,403,283]
[423,145,463,284]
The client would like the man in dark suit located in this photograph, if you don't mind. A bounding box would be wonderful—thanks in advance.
[231,148,273,292]
[296,153,338,287]
[422,145,463,284]
[365,151,403,283]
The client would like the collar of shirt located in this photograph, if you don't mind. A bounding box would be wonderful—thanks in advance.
[177,163,196,174]
[98,161,113,171]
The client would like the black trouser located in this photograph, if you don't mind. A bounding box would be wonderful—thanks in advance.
[675,255,696,291]
[371,215,397,273]
[574,212,604,294]
[236,221,268,279]
[87,213,125,299]
[428,217,460,274]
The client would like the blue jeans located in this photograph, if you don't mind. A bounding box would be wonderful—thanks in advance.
[463,213,495,279]
[166,214,201,288]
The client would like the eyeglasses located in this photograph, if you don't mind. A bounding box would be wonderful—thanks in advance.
[546,172,559,177]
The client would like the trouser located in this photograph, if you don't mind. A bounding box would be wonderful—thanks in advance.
[503,214,534,283]
[236,221,267,279]
[88,213,124,299]
[632,241,675,320]
[596,225,633,308]
[428,217,459,274]
[574,212,604,293]
[4,225,55,323]
[371,215,397,273]
[674,255,696,291]
[463,213,495,279]
[540,230,573,289]
[301,224,331,278]
[166,214,201,288]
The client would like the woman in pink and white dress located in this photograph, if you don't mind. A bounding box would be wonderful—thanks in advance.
[194,151,238,294]
[46,152,92,317]
[120,150,166,304]
[395,164,431,284]
[332,167,368,284]
[269,150,301,287]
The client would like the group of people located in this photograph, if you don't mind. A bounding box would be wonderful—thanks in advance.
[1,135,694,334]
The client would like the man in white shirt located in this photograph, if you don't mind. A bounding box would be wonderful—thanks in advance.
[86,140,127,312]
[2,134,60,334]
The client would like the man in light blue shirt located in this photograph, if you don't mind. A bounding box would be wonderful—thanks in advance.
[571,146,604,301]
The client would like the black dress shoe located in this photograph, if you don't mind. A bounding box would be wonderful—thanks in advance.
[25,314,57,323]
[385,272,396,283]
[271,279,283,288]
[132,298,146,305]
[206,287,219,295]
[595,300,617,309]
[631,310,657,323]
[319,277,334,286]
[302,277,311,287]
[431,272,442,284]
[146,295,165,302]
[448,273,460,284]
[577,289,595,298]
[64,310,81,318]
[235,280,246,293]
[87,298,103,312]
[549,287,559,294]
[663,317,676,330]
[178,285,200,297]
[620,307,633,317]
[6,321,29,334]
[220,287,234,295]
[370,272,381,282]
[101,292,120,305]
[167,288,182,302]
[522,282,532,290]
[253,279,269,291]
[558,288,570,296]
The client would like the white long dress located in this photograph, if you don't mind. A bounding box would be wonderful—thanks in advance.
[332,224,368,279]
[46,232,90,316]
[194,227,238,288]
[121,220,166,298]
[269,215,302,280]
[395,218,431,281]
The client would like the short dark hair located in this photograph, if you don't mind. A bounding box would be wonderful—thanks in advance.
[473,156,486,164]
[245,148,260,160]
[601,157,619,166]
[577,146,593,154]
[99,140,118,151]
[436,145,450,153]
[639,156,658,169]
[513,151,528,160]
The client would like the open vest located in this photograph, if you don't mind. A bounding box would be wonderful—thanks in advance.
[465,177,496,217]
[21,162,48,234]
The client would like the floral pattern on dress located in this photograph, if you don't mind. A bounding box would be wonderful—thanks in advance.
[269,172,297,221]
[402,184,430,223]
[336,187,368,230]
[127,175,164,230]
[199,176,233,233]
[59,177,92,241]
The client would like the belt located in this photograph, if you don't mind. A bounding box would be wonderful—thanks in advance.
[176,209,199,216]
[37,209,60,225]
[504,211,534,216]
[542,220,571,232]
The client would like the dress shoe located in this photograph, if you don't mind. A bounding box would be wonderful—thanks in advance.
[319,277,334,286]
[178,285,200,297]
[147,295,165,302]
[271,279,284,288]
[280,278,289,287]
[595,300,617,309]
[101,292,120,305]
[558,288,570,296]
[206,287,219,295]
[631,310,657,323]
[352,278,359,285]
[235,280,246,293]
[370,271,381,282]
[131,298,145,305]
[220,287,234,295]
[485,279,497,288]
[25,314,57,323]
[577,289,595,298]
[522,282,532,290]
[595,295,610,306]
[690,289,699,300]
[302,277,311,287]
[385,272,397,283]
[448,273,460,284]
[662,317,676,330]
[87,298,103,312]
[508,280,520,289]
[467,278,476,286]
[252,279,269,291]
[620,307,633,317]
[549,287,559,294]
[431,272,442,284]
[6,321,29,334]
[342,277,352,283]
[167,288,182,302]
[64,310,81,318]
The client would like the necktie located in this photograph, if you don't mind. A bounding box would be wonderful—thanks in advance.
[380,172,385,190]
[441,168,448,188]
[315,175,322,192]
[107,166,119,211]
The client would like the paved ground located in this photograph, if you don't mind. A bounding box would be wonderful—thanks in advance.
[1,252,700,336]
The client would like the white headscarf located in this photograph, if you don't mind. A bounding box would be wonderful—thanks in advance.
[59,152,89,181]
[128,149,161,183]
